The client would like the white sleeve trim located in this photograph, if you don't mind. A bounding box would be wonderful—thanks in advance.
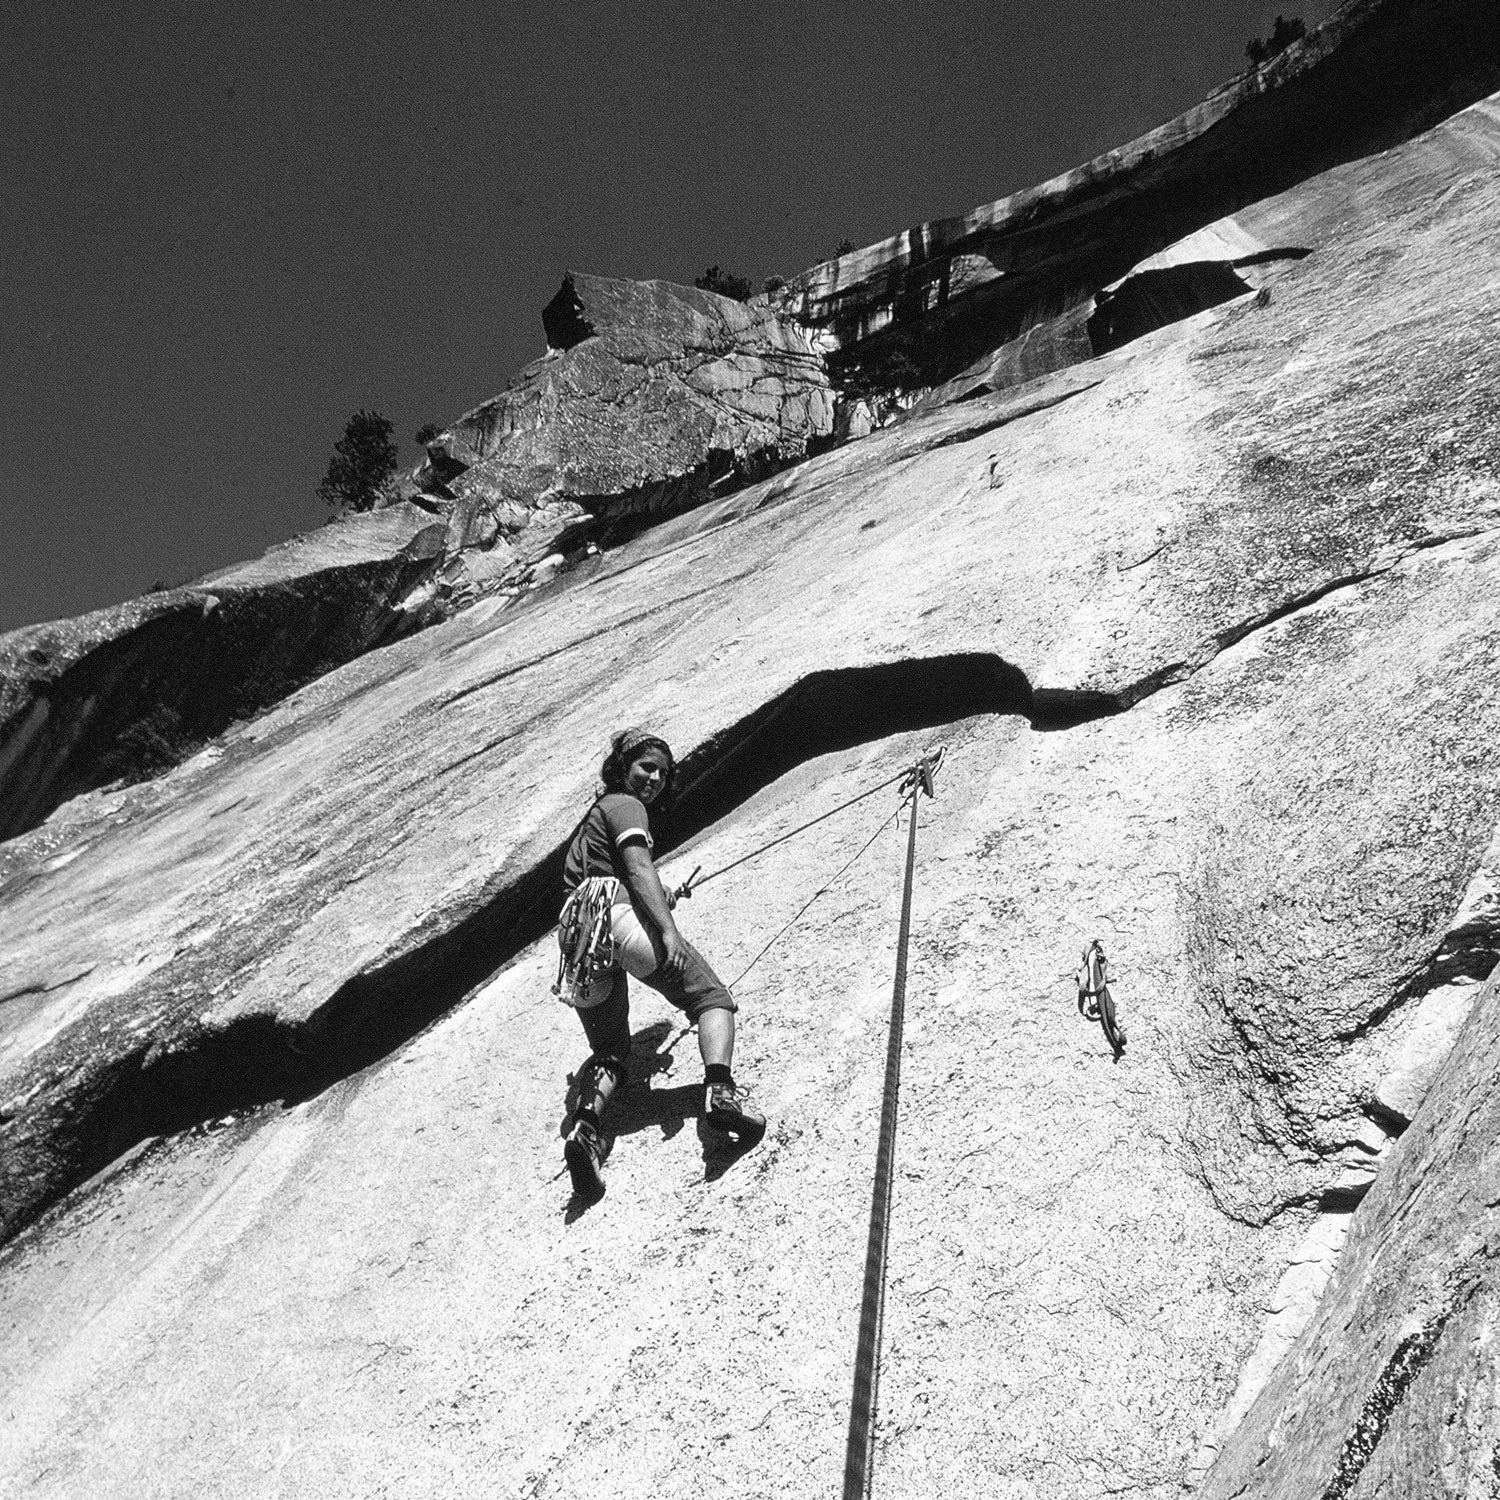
[613,828,652,849]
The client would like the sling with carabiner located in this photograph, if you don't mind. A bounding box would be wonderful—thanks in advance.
[553,875,621,1008]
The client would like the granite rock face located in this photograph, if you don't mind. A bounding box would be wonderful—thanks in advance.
[3,31,1500,1500]
[2,81,1499,1499]
[777,0,1500,396]
[1198,961,1500,1499]
[426,272,836,559]
[0,503,446,841]
[7,3,1493,838]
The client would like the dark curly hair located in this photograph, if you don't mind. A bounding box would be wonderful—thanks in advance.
[599,727,676,801]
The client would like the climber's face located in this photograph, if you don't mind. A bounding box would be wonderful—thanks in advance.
[625,746,670,805]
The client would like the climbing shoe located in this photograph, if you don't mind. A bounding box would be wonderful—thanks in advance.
[704,1080,766,1148]
[564,1117,606,1202]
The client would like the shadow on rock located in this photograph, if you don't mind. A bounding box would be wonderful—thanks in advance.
[556,1018,764,1206]
[608,1082,700,1144]
[698,1117,762,1183]
[557,1020,687,1135]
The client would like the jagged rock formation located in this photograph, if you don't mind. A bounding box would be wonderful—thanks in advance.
[777,0,1500,396]
[2,15,1500,1500]
[0,282,835,844]
[425,272,836,575]
[0,503,446,840]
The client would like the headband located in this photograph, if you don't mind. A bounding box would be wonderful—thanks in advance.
[615,726,672,763]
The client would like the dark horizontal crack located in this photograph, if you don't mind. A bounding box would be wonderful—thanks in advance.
[432,727,526,781]
[2,652,1122,1246]
[0,966,96,1008]
[1089,260,1259,357]
[1230,246,1314,270]
[1119,569,1382,710]
[898,378,1104,456]
[1117,542,1167,572]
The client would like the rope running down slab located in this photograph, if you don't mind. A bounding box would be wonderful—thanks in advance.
[843,753,937,1499]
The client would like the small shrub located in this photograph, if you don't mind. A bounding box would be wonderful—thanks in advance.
[1246,14,1306,67]
[694,266,753,301]
[414,422,442,447]
[318,410,399,513]
[833,327,933,404]
[829,237,856,258]
[762,274,787,295]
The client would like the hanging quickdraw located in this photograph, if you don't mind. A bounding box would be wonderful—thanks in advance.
[1076,938,1127,1056]
[897,744,945,802]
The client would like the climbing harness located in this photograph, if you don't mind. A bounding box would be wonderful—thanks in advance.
[553,875,621,1008]
[843,746,943,1500]
[1077,938,1127,1057]
[554,757,932,1012]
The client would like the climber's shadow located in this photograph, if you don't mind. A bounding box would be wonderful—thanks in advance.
[579,1019,698,1142]
[559,1019,754,1212]
[697,1117,759,1183]
[559,1020,687,1132]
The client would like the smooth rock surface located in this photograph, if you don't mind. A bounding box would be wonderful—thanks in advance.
[2,75,1500,1500]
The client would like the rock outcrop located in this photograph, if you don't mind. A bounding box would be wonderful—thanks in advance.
[776,0,1500,397]
[0,503,446,841]
[1198,959,1500,1498]
[425,272,836,574]
[2,23,1500,1500]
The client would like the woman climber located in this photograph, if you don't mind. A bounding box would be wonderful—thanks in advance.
[555,726,765,1201]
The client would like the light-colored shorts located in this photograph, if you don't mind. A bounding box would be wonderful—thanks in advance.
[573,897,735,1071]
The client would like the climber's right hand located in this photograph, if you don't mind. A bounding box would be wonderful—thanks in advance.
[659,927,688,981]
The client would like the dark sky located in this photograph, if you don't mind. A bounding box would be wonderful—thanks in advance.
[1,0,1336,633]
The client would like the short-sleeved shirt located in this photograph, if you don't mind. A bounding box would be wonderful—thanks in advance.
[562,792,653,892]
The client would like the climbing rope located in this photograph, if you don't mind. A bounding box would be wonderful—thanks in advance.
[724,804,905,991]
[669,766,914,900]
[843,748,941,1500]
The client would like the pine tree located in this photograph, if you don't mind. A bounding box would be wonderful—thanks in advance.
[318,410,399,513]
